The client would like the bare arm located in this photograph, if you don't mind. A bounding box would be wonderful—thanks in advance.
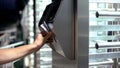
[0,43,38,64]
[0,32,51,64]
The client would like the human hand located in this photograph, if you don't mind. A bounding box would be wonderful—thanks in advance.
[33,32,53,47]
[45,31,55,43]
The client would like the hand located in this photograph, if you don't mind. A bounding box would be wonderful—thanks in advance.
[33,32,52,47]
[46,31,55,43]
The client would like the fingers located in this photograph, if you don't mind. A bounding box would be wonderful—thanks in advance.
[41,30,47,37]
[43,32,52,43]
[33,32,53,48]
[46,32,55,43]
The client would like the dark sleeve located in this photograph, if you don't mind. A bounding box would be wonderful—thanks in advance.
[16,0,29,11]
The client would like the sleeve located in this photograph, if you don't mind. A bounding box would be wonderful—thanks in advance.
[16,0,29,11]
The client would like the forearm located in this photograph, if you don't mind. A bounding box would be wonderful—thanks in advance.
[0,43,42,64]
[0,32,52,64]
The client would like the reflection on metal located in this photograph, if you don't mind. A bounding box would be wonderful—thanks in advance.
[49,40,65,57]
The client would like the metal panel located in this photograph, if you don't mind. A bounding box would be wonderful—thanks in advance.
[52,0,76,68]
[53,0,75,59]
[52,0,89,68]
[77,0,89,68]
[52,51,76,68]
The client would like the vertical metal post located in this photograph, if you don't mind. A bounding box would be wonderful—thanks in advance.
[33,0,37,68]
[33,0,36,40]
[113,58,118,68]
[74,0,77,60]
[77,0,89,68]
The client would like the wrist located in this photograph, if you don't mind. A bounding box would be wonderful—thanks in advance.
[32,42,43,49]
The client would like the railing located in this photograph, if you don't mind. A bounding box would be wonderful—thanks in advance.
[0,41,25,49]
[89,40,120,67]
[89,59,113,66]
[96,11,120,18]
